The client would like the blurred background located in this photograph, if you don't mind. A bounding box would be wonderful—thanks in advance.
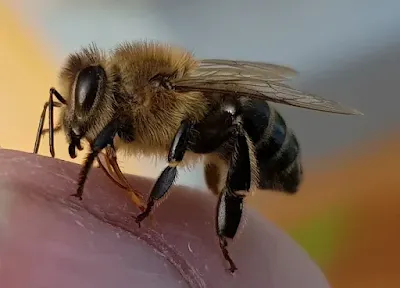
[1,0,399,286]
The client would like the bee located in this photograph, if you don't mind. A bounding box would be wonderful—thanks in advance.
[33,40,363,273]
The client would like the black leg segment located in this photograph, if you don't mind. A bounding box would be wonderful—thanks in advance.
[216,130,251,273]
[71,118,120,200]
[68,128,84,159]
[134,120,193,226]
[33,87,67,157]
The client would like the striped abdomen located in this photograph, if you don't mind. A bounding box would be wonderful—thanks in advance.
[242,99,303,193]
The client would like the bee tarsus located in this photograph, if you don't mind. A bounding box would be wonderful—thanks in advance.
[219,237,238,274]
[133,199,154,228]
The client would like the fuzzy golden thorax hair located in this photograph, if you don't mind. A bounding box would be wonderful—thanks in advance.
[57,41,210,159]
[110,41,209,152]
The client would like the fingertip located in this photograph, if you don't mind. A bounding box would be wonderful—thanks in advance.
[0,149,330,288]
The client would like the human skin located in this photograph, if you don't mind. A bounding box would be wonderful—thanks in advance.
[0,149,330,288]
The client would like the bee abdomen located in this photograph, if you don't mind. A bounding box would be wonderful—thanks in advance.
[242,100,303,194]
[256,128,302,193]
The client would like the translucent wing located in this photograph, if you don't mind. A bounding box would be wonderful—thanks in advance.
[173,59,363,115]
[199,59,298,81]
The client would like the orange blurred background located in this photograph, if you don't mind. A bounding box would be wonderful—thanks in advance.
[1,2,399,287]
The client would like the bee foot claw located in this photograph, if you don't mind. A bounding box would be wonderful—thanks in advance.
[227,267,237,274]
[132,216,142,228]
[133,212,149,228]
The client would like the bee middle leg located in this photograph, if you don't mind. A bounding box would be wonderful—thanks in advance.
[133,107,237,225]
[134,120,193,226]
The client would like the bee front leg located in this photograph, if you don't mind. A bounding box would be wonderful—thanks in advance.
[98,146,147,213]
[34,87,67,157]
[216,129,251,273]
[71,119,120,200]
[134,120,193,227]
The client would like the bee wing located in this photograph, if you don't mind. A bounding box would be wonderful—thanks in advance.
[174,59,363,115]
[198,59,298,81]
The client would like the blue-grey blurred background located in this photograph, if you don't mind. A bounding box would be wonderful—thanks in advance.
[8,0,399,186]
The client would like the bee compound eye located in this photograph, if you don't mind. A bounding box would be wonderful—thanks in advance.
[75,65,106,112]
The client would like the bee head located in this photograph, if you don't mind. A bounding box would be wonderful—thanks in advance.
[74,65,106,115]
[67,65,107,158]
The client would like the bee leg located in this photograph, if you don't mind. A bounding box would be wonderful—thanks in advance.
[41,124,62,137]
[134,120,193,227]
[216,130,251,273]
[71,119,119,200]
[96,151,127,189]
[33,101,63,156]
[97,147,146,212]
[34,87,67,157]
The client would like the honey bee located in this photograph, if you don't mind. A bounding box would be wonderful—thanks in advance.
[33,40,363,273]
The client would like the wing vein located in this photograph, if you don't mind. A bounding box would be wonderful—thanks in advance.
[172,59,363,115]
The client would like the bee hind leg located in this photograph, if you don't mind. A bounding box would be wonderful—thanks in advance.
[215,127,252,273]
[134,120,193,227]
